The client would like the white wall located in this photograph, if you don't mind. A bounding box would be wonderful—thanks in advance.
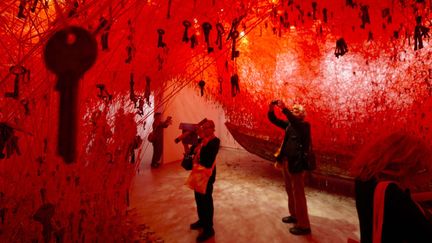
[161,84,243,164]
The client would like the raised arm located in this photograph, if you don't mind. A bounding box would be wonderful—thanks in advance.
[162,116,172,128]
[278,100,301,124]
[268,102,289,129]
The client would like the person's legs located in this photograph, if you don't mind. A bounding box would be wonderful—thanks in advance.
[281,160,296,217]
[194,191,205,225]
[151,142,162,167]
[195,182,215,242]
[202,181,214,231]
[289,171,311,234]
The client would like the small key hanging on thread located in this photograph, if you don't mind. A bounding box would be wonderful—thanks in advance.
[144,76,151,106]
[346,0,357,8]
[198,80,205,96]
[414,16,429,51]
[202,22,214,53]
[94,16,108,35]
[323,8,328,23]
[96,84,112,103]
[230,30,240,60]
[360,5,370,29]
[312,2,318,20]
[226,16,244,41]
[335,38,348,58]
[68,1,79,18]
[44,26,98,163]
[230,74,240,97]
[157,29,167,48]
[182,20,191,43]
[368,31,373,41]
[125,19,135,63]
[215,23,224,50]
[280,11,289,29]
[190,34,198,48]
[295,5,305,24]
[167,0,172,19]
[136,98,145,116]
[381,8,392,26]
[125,44,134,64]
[101,23,111,51]
[17,0,27,19]
[30,0,39,13]
[129,72,137,105]
[5,65,29,99]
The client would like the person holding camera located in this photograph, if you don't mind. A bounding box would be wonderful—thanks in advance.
[268,100,312,235]
[185,120,220,242]
[149,112,172,168]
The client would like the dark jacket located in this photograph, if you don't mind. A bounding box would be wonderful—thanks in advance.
[152,120,169,143]
[355,179,432,243]
[268,108,311,173]
[198,137,220,183]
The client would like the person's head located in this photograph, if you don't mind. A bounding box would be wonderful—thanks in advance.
[351,131,432,190]
[292,104,306,120]
[197,120,215,139]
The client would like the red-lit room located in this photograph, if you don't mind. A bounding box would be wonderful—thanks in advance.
[1,0,432,242]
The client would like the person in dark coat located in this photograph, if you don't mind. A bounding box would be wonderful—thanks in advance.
[268,100,312,235]
[187,120,220,242]
[149,113,171,168]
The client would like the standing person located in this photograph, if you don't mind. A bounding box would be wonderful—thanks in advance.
[185,120,220,242]
[268,100,312,235]
[351,131,432,243]
[149,112,172,168]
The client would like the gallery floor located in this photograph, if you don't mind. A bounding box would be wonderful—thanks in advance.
[130,147,360,243]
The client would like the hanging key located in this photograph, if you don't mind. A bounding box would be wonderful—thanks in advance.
[202,22,214,53]
[167,0,172,19]
[230,30,240,60]
[5,65,27,99]
[182,20,191,43]
[215,23,224,50]
[157,28,167,48]
[44,26,98,163]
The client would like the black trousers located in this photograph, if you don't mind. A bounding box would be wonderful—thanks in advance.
[194,177,215,231]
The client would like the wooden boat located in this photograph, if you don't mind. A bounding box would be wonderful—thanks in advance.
[225,122,357,196]
[224,122,279,162]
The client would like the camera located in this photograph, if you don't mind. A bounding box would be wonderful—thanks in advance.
[174,118,208,144]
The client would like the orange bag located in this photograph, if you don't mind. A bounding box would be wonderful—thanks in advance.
[185,163,215,194]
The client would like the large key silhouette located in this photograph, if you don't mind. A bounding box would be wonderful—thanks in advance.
[44,26,98,163]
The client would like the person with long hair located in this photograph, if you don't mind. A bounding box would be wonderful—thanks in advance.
[351,131,432,243]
